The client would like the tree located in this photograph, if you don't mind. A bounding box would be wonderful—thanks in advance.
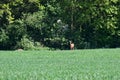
[0,0,120,50]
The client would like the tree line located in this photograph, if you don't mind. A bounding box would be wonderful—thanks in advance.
[0,0,120,50]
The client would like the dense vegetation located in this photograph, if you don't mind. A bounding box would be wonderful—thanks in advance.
[0,0,120,50]
[0,49,120,79]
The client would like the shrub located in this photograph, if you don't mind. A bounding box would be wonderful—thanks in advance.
[16,35,49,50]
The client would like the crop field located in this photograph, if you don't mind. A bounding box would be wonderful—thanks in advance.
[0,49,120,80]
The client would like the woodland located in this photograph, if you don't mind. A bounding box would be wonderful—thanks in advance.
[0,0,120,50]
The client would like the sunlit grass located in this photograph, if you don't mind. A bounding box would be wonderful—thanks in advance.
[0,49,120,80]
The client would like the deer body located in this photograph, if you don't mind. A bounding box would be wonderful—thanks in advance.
[70,41,74,50]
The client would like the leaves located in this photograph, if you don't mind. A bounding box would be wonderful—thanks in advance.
[0,0,120,50]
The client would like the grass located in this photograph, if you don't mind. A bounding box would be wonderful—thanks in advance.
[0,49,120,80]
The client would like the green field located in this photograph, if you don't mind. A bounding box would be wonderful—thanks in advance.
[0,49,120,80]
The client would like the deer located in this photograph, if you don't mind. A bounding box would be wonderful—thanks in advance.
[70,41,74,50]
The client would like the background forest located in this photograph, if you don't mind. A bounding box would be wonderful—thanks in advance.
[0,0,120,50]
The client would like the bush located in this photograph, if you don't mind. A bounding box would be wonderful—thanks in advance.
[16,36,34,50]
[16,35,49,50]
[0,29,9,50]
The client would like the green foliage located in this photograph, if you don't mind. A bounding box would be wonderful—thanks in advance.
[16,35,49,50]
[5,20,26,49]
[0,4,14,26]
[22,11,46,41]
[0,29,8,43]
[17,35,35,50]
[0,29,9,49]
[0,0,120,50]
